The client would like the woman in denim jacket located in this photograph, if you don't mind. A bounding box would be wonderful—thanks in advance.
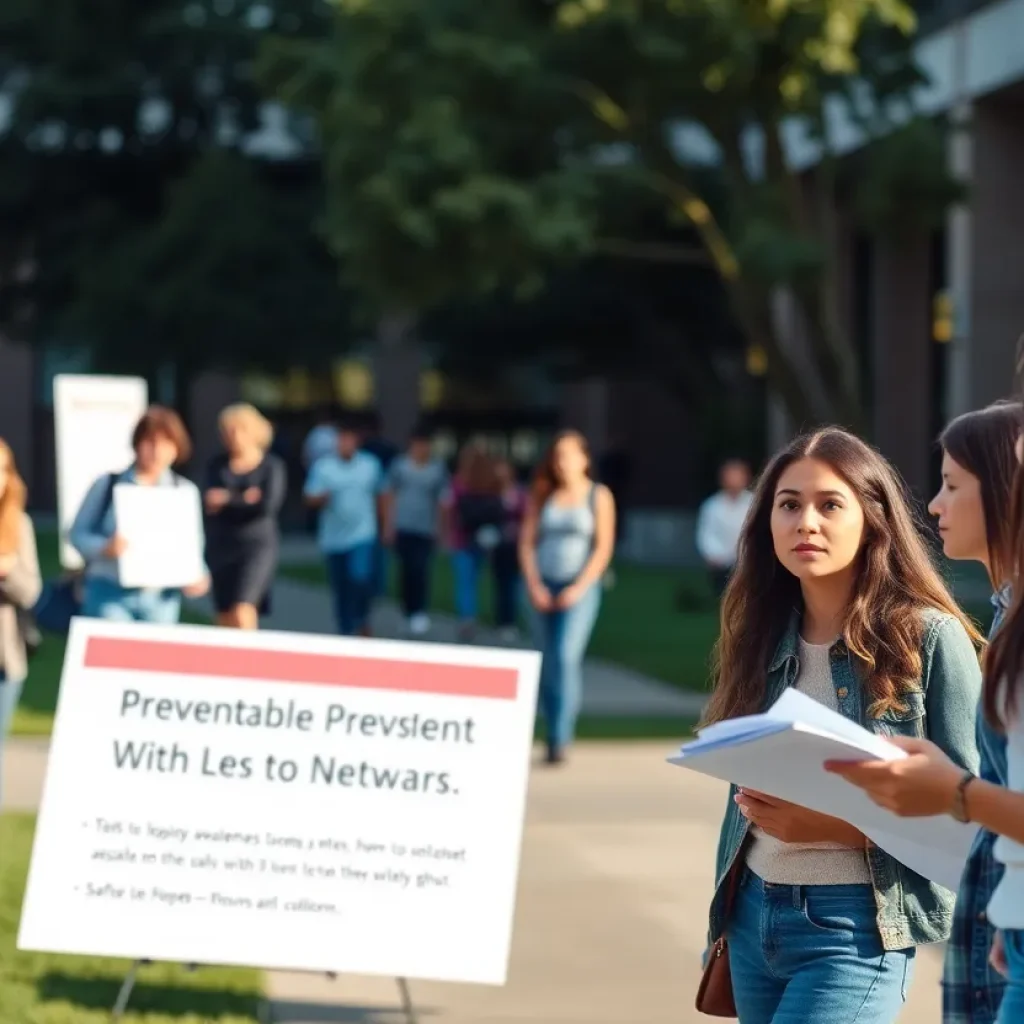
[705,427,983,1024]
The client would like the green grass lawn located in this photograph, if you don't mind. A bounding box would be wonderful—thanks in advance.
[282,558,721,692]
[0,814,262,1023]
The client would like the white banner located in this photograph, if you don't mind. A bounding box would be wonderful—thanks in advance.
[54,374,148,570]
[19,620,541,985]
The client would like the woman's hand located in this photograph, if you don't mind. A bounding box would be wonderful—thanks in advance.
[736,788,863,845]
[0,552,16,578]
[103,534,128,559]
[824,737,963,817]
[182,576,210,599]
[205,488,230,513]
[242,486,262,505]
[555,582,586,610]
[528,581,553,612]
[991,930,1008,977]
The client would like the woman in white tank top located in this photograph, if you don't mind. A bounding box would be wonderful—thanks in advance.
[518,431,616,765]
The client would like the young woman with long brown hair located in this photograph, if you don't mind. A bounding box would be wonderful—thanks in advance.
[0,438,41,805]
[518,430,615,764]
[706,427,982,1023]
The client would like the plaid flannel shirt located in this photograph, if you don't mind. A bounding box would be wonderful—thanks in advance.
[942,586,1011,1024]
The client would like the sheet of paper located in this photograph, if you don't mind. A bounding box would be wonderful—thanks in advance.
[669,691,977,890]
[114,484,205,589]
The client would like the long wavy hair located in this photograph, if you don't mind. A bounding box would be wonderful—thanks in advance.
[984,440,1024,729]
[702,427,983,726]
[0,438,28,556]
[530,430,591,507]
[939,401,1022,589]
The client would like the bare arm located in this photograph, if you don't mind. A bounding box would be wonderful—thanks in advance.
[571,484,616,592]
[517,495,543,589]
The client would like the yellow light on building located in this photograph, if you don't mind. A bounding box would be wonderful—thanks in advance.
[333,359,374,408]
[746,344,768,377]
[420,369,444,410]
[933,292,954,343]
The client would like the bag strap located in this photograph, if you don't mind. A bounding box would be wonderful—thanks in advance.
[91,472,120,533]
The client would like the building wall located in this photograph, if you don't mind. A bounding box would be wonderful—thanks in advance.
[968,91,1024,407]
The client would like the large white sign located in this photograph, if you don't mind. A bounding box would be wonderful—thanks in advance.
[54,374,149,569]
[114,485,205,589]
[19,619,541,985]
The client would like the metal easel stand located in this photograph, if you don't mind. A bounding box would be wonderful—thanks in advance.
[324,971,419,1024]
[112,963,418,1024]
[111,960,198,1022]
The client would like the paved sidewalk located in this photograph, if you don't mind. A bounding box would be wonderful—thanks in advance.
[1,740,945,1023]
[192,576,706,719]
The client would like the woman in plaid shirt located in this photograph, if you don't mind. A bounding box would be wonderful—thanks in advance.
[828,401,1021,1024]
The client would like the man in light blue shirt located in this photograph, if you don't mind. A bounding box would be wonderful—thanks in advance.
[303,421,386,636]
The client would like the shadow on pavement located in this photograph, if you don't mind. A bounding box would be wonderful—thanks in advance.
[269,999,436,1023]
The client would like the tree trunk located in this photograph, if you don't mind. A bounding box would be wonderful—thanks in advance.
[373,310,422,444]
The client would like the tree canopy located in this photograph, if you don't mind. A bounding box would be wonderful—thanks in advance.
[0,0,348,380]
[260,0,961,430]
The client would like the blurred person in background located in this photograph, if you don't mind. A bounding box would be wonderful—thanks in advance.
[302,406,338,470]
[70,406,209,623]
[519,431,616,765]
[384,424,449,636]
[204,403,287,630]
[696,457,754,598]
[304,418,386,637]
[493,457,526,641]
[441,442,506,641]
[361,411,400,606]
[0,438,41,806]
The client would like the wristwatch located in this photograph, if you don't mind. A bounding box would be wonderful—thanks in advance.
[951,771,976,824]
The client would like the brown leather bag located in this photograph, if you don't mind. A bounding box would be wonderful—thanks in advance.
[696,863,741,1017]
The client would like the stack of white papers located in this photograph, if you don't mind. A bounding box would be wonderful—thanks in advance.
[668,689,978,889]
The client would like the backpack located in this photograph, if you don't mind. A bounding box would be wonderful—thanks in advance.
[457,492,506,550]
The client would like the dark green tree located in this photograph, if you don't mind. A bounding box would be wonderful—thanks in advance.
[0,0,345,381]
[259,0,962,431]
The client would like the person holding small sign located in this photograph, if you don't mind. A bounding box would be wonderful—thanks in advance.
[0,437,41,805]
[69,406,209,623]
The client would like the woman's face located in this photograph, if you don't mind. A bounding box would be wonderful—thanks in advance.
[0,448,9,502]
[771,457,866,582]
[553,437,588,484]
[136,432,178,475]
[221,417,249,454]
[928,451,988,564]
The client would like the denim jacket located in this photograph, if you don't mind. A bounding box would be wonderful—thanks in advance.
[709,608,982,952]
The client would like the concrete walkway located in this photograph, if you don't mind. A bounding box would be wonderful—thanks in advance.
[2,739,945,1023]
[190,575,707,719]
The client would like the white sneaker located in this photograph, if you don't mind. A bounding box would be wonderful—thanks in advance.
[408,613,431,636]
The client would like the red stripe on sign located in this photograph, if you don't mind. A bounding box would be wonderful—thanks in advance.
[83,636,518,700]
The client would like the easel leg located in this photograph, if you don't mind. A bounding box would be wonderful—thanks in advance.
[111,960,142,1021]
[396,977,418,1024]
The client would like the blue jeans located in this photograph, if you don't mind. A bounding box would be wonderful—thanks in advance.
[531,578,601,749]
[82,577,182,623]
[728,869,915,1024]
[997,930,1024,1023]
[371,540,389,601]
[0,670,24,808]
[325,541,375,635]
[452,547,485,622]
